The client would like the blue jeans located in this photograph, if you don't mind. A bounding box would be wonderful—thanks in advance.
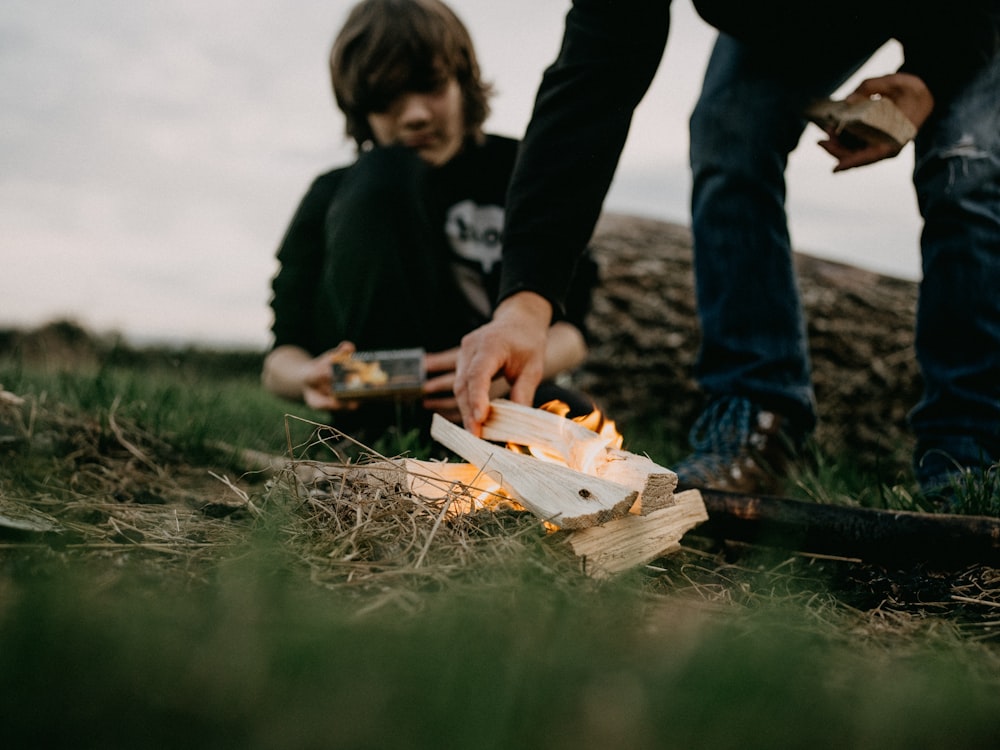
[689,35,1000,486]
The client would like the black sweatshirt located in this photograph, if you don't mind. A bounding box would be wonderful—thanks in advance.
[498,0,1000,313]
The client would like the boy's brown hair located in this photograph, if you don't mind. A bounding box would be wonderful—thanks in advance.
[330,0,493,147]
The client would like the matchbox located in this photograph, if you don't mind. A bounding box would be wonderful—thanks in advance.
[331,348,426,400]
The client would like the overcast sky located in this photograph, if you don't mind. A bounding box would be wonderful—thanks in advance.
[1,0,921,348]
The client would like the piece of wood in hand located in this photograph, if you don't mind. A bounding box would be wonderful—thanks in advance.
[805,96,917,149]
[430,415,636,529]
[566,489,708,578]
[480,398,612,471]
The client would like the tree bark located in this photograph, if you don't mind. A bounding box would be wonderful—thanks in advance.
[578,213,921,482]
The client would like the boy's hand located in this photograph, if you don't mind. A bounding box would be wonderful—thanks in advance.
[302,341,359,411]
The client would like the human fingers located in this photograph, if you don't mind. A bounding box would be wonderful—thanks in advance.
[508,357,544,407]
[455,327,503,435]
[422,394,462,423]
[846,74,933,132]
[326,340,356,362]
[455,292,553,433]
[423,370,456,397]
[820,136,898,172]
[424,347,459,375]
[304,342,359,410]
[303,388,358,412]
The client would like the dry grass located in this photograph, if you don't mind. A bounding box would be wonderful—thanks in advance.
[3,383,1000,650]
[6,364,1000,749]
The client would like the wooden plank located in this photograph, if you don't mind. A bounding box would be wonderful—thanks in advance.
[596,448,678,515]
[566,489,708,578]
[431,415,636,530]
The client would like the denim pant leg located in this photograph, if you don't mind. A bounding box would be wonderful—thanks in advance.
[689,35,874,436]
[910,53,1000,485]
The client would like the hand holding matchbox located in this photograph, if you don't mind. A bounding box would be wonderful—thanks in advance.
[805,96,917,150]
[331,348,426,400]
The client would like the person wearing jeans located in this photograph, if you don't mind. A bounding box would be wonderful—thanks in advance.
[686,24,1000,498]
[453,0,1000,503]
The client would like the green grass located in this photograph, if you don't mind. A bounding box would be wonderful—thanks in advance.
[3,546,999,750]
[2,329,1000,749]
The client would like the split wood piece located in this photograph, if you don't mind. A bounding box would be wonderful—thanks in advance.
[480,398,611,471]
[596,449,678,515]
[696,489,1000,568]
[481,399,678,515]
[431,414,636,530]
[566,489,708,578]
[805,96,917,149]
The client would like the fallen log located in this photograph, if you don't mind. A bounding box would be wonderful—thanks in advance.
[694,489,1000,568]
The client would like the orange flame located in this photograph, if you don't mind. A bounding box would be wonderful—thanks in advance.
[444,401,622,528]
[509,400,623,462]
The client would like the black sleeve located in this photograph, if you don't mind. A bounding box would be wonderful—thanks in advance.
[498,0,672,314]
[268,171,341,353]
[559,246,599,341]
[693,0,999,108]
[895,1,999,107]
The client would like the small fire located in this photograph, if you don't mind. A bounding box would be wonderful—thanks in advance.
[540,400,623,449]
[508,400,623,465]
[445,401,623,523]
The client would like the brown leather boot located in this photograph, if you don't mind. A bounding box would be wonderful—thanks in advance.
[674,396,800,495]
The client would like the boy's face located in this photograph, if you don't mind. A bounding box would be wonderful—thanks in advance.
[366,76,466,166]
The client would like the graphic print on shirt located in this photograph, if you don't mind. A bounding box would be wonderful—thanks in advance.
[444,199,504,319]
[444,200,504,272]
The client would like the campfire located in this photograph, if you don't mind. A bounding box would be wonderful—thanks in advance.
[405,399,708,577]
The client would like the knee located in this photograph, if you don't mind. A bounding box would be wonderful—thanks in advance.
[915,131,1000,219]
[344,146,428,206]
[915,60,1000,218]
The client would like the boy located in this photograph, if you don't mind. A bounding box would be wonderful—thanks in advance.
[263,0,597,448]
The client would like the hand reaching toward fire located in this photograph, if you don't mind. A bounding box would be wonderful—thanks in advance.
[455,292,553,435]
[423,347,511,423]
[818,73,933,172]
